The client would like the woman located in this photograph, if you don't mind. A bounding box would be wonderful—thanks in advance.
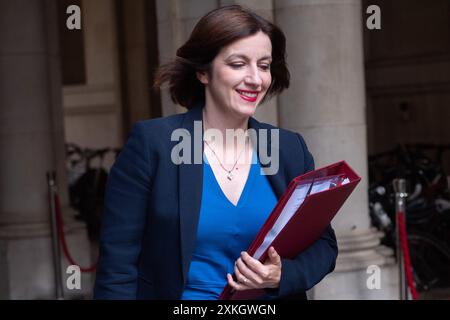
[94,5,337,300]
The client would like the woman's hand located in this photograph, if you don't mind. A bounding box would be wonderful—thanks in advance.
[227,246,281,291]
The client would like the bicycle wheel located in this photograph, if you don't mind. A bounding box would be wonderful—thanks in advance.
[408,232,450,291]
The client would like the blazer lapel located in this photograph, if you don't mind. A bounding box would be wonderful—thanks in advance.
[178,105,204,283]
[248,117,287,200]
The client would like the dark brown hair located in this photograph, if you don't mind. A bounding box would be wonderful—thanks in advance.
[153,5,290,109]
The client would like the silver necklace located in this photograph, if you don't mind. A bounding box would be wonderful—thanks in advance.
[203,136,248,181]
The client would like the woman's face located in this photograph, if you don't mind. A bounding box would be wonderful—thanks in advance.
[198,31,272,119]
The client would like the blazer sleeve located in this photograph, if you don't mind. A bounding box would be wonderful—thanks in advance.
[269,134,338,298]
[93,122,153,299]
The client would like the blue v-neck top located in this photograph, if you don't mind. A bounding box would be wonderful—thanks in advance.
[181,151,278,300]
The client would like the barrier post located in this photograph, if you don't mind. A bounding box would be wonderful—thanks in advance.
[47,171,64,300]
[393,178,408,300]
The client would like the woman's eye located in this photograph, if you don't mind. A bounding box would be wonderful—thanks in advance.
[229,62,270,70]
[229,63,245,69]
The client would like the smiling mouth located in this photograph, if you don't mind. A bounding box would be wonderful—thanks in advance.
[236,89,259,102]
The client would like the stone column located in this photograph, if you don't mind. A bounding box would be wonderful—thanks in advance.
[119,0,152,129]
[0,0,91,299]
[274,0,398,299]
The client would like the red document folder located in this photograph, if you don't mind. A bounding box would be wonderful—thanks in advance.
[219,160,361,300]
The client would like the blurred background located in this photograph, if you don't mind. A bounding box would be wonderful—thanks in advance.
[0,0,449,299]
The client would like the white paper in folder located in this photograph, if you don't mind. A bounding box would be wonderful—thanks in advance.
[253,175,349,260]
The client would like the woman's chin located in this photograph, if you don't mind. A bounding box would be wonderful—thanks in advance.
[234,103,258,117]
[236,108,256,119]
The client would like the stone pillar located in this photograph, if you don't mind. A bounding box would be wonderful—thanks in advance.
[274,0,398,299]
[120,0,153,130]
[0,0,91,299]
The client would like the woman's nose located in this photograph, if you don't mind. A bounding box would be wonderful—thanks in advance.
[244,67,263,86]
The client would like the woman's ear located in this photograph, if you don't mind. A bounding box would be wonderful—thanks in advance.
[196,71,209,85]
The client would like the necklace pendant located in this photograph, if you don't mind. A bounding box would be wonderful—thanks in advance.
[227,172,233,181]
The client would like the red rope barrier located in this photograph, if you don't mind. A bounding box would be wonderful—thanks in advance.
[397,211,419,300]
[54,192,97,273]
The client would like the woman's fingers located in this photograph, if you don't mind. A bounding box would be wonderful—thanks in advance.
[236,255,264,285]
[267,247,281,266]
[234,261,251,286]
[240,252,269,280]
[229,250,282,291]
[227,273,250,291]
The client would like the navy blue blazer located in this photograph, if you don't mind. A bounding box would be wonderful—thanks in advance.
[93,104,338,300]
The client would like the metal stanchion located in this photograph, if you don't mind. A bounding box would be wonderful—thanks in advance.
[47,171,64,300]
[393,178,408,300]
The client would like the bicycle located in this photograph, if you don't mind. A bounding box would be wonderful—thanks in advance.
[66,143,121,242]
[368,144,450,292]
